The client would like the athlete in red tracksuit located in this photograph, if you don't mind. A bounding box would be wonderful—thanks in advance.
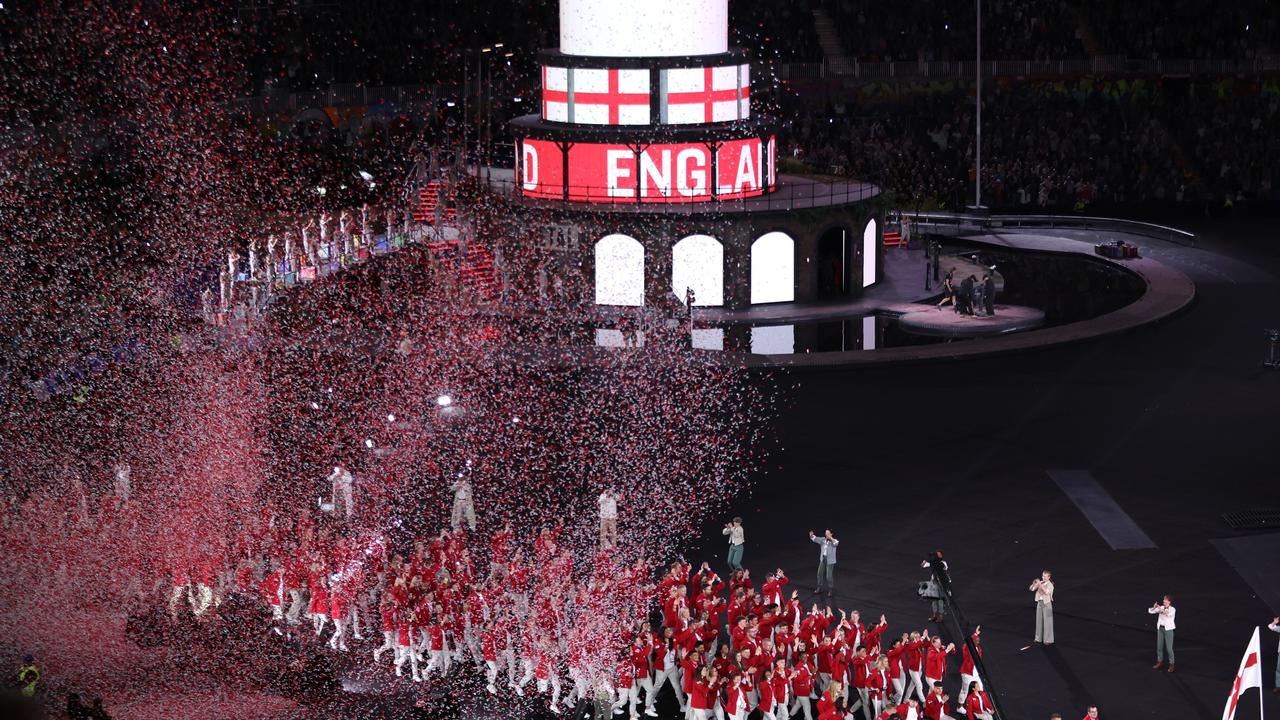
[724,673,751,720]
[770,660,791,719]
[372,594,399,663]
[923,638,955,690]
[688,668,722,720]
[393,608,422,681]
[791,655,815,720]
[923,684,950,720]
[965,682,995,720]
[903,633,930,703]
[482,621,506,693]
[957,628,982,709]
[759,667,778,720]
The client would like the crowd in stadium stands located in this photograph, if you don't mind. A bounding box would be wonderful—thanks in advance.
[232,0,1280,95]
[826,0,1084,62]
[1082,0,1280,60]
[822,0,1278,62]
[236,0,822,94]
[782,78,1280,212]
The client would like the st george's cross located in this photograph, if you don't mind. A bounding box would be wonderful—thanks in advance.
[664,65,750,124]
[1222,626,1263,720]
[542,67,651,125]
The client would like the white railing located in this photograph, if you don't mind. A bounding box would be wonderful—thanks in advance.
[901,210,1197,247]
[778,55,1280,81]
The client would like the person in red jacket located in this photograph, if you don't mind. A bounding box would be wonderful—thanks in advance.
[652,626,686,709]
[923,683,952,720]
[879,699,923,720]
[630,632,658,717]
[762,569,790,607]
[817,680,842,718]
[308,567,329,636]
[818,695,847,720]
[963,680,994,720]
[682,648,705,712]
[758,665,778,720]
[957,626,981,710]
[393,607,422,682]
[790,651,815,720]
[259,561,284,622]
[688,667,722,720]
[423,607,450,678]
[533,635,563,714]
[770,659,791,720]
[725,671,751,720]
[612,654,638,718]
[868,655,892,719]
[923,637,956,691]
[1081,706,1100,720]
[903,631,929,704]
[482,617,507,694]
[373,593,398,663]
[850,646,874,714]
[328,583,350,651]
[886,636,909,704]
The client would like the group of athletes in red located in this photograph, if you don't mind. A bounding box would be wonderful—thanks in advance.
[169,515,1000,720]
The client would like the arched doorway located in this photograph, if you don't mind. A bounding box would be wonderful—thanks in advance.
[594,234,645,306]
[751,232,795,304]
[671,234,723,306]
[862,218,878,287]
[816,226,847,299]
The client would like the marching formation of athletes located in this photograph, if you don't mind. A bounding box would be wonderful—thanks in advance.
[160,483,1002,720]
[159,480,1228,720]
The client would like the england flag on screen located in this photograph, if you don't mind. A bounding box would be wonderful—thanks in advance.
[662,64,749,124]
[571,68,650,125]
[542,66,569,122]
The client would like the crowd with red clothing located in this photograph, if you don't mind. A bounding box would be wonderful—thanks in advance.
[638,560,995,720]
[172,511,997,720]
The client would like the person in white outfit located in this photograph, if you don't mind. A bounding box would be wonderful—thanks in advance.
[328,465,355,518]
[112,462,131,503]
[451,476,476,530]
[723,518,745,571]
[599,489,619,547]
[1149,595,1176,672]
[1030,570,1055,644]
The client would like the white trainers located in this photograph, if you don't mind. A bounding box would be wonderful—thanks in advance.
[644,710,658,717]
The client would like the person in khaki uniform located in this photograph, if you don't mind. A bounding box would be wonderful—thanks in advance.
[1030,570,1055,645]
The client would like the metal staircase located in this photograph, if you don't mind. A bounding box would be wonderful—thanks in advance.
[812,7,853,74]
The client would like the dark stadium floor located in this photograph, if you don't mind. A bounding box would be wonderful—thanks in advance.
[677,218,1280,720]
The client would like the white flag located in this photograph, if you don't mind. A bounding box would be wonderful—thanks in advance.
[1222,626,1263,720]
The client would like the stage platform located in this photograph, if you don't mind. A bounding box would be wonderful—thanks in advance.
[488,223,1195,368]
[897,304,1046,337]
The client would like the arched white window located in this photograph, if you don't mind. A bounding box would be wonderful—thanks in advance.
[750,231,795,304]
[862,219,878,287]
[671,234,723,306]
[595,234,645,306]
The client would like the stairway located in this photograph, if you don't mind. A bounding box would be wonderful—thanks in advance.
[811,8,853,74]
[424,238,498,301]
[412,182,456,224]
[416,181,495,300]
